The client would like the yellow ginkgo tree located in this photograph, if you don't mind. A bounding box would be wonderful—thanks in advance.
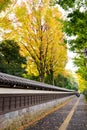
[2,0,67,83]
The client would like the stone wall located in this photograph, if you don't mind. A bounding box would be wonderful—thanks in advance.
[0,95,75,130]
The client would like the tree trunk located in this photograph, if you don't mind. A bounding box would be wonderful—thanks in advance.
[50,69,54,85]
[39,65,45,82]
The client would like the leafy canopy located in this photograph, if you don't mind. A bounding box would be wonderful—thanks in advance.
[0,40,27,76]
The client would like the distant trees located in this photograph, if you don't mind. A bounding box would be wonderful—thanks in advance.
[0,40,27,76]
[54,73,78,91]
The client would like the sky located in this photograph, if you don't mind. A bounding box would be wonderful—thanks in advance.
[65,49,77,73]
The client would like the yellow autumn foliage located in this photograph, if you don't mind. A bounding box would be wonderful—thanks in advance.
[1,0,68,82]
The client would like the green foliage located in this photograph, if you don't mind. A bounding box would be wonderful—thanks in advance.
[83,81,87,99]
[56,0,87,10]
[57,0,87,90]
[54,74,68,88]
[26,75,40,82]
[45,71,54,85]
[74,55,87,80]
[65,10,87,51]
[64,10,87,81]
[0,40,27,76]
[56,0,75,10]
[0,0,12,12]
[54,74,78,90]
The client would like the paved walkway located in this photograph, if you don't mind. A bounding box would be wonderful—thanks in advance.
[25,95,87,130]
[67,95,87,130]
